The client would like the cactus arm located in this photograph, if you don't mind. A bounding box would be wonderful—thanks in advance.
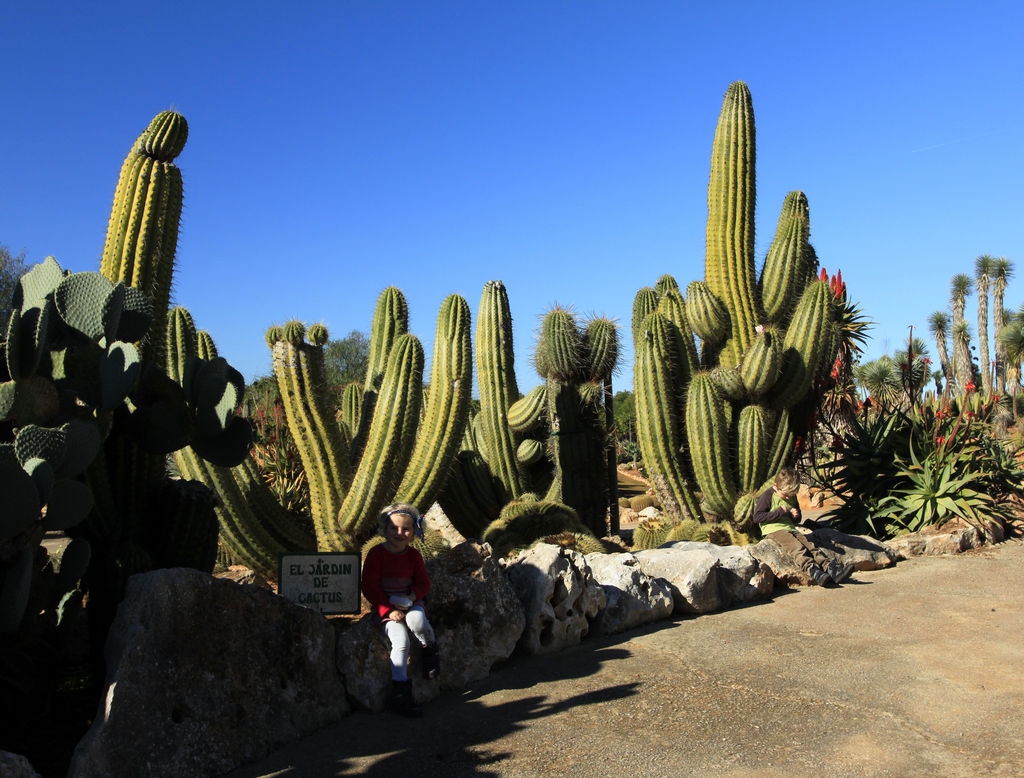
[395,294,472,509]
[475,281,524,500]
[705,82,759,366]
[759,191,811,324]
[685,372,738,517]
[335,333,424,548]
[270,327,349,544]
[769,279,833,407]
[633,313,702,522]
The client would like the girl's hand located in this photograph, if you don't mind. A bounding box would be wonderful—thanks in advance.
[388,609,406,622]
[789,508,799,518]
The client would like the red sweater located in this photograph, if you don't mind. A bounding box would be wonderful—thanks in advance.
[361,543,431,620]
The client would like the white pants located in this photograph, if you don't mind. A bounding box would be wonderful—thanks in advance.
[383,606,435,681]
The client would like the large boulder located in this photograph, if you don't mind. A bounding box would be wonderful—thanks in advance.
[505,543,606,654]
[884,516,1005,559]
[335,614,393,712]
[633,542,774,613]
[585,552,674,634]
[750,528,896,586]
[70,568,346,778]
[426,541,525,687]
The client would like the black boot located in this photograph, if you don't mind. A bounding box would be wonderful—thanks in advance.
[807,563,832,587]
[390,680,422,718]
[827,559,855,584]
[421,644,440,680]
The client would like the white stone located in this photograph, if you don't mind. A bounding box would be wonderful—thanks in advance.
[585,552,674,634]
[506,543,606,654]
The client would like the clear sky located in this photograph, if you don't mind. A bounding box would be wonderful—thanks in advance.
[3,1,1021,393]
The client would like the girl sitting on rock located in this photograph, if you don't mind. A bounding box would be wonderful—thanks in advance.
[361,502,440,717]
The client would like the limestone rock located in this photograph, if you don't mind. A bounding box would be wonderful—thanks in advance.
[70,568,346,778]
[426,541,525,688]
[637,506,661,519]
[884,517,1004,559]
[335,614,393,712]
[0,751,40,778]
[423,502,469,547]
[634,542,774,614]
[585,552,674,634]
[506,543,606,654]
[750,528,896,586]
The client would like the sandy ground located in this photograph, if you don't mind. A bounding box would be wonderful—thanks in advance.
[224,540,1024,778]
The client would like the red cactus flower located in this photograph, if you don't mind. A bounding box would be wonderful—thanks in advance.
[965,381,976,393]
[819,267,828,282]
[794,436,805,454]
[923,357,931,365]
[936,436,945,445]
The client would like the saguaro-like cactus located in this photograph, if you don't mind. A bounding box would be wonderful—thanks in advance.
[633,82,851,524]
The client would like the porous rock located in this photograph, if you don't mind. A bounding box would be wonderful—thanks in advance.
[506,543,606,654]
[585,552,674,634]
[634,542,774,613]
[70,568,346,778]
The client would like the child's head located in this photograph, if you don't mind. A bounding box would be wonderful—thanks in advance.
[378,502,423,539]
[774,467,799,498]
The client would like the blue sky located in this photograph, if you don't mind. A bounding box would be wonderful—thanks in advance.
[3,1,1021,393]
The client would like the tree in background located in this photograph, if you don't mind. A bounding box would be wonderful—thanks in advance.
[992,257,1014,395]
[974,254,994,395]
[950,273,973,391]
[927,310,952,394]
[323,329,370,389]
[0,244,30,323]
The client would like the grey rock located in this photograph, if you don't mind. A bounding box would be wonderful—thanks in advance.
[70,568,346,778]
[884,517,1004,560]
[750,528,896,586]
[0,751,40,777]
[335,614,392,712]
[426,541,525,688]
[585,552,674,634]
[637,506,661,519]
[506,543,606,654]
[634,543,774,613]
[423,501,469,547]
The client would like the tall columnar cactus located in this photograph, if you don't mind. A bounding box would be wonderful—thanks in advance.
[531,307,620,535]
[633,82,851,523]
[100,110,187,362]
[705,82,759,368]
[475,281,525,502]
[261,291,472,553]
[394,294,473,509]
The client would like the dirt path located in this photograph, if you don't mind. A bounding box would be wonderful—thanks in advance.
[226,541,1024,778]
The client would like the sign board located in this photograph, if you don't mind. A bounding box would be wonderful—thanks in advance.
[279,553,361,615]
